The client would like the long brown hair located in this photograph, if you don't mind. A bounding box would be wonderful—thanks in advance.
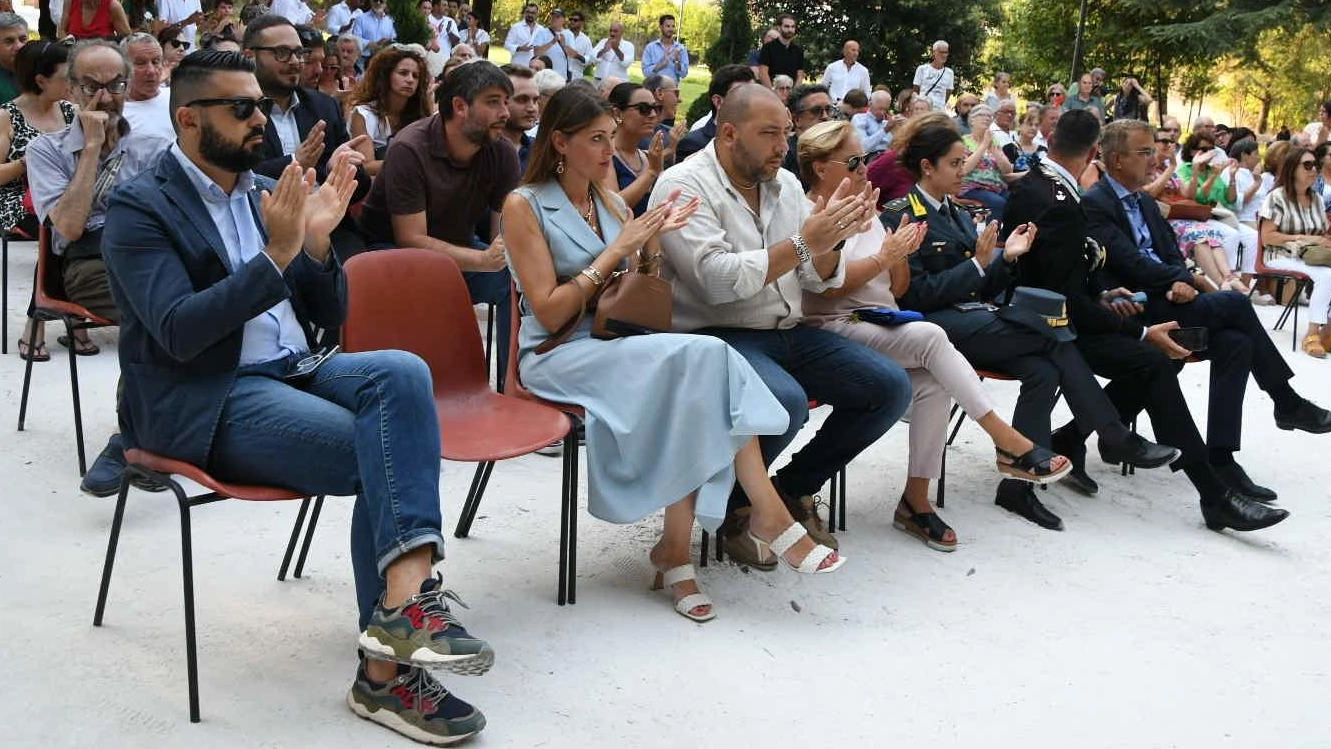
[1275,144,1316,205]
[522,86,626,223]
[349,46,430,131]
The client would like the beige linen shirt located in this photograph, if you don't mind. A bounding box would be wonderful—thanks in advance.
[650,142,846,332]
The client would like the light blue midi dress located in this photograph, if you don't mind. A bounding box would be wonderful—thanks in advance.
[507,180,789,531]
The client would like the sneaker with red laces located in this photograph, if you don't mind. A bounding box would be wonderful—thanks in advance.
[358,574,495,676]
[347,661,486,745]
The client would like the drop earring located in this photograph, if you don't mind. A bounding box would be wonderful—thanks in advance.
[556,156,565,174]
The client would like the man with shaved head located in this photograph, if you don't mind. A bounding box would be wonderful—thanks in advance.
[648,84,911,567]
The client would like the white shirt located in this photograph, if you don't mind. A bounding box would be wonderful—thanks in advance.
[504,21,544,66]
[324,2,361,33]
[428,14,458,57]
[1224,167,1260,223]
[122,91,176,143]
[591,37,633,81]
[821,59,871,103]
[565,30,594,79]
[460,27,489,48]
[271,0,314,25]
[158,0,202,44]
[535,27,571,79]
[270,91,303,158]
[913,63,954,110]
[650,141,847,332]
[990,122,1016,150]
[690,111,711,132]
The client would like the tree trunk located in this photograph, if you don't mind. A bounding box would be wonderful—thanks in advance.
[1258,95,1271,134]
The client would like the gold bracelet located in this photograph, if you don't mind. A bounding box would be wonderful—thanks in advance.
[580,266,604,287]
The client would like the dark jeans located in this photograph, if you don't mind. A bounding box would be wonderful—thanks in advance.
[208,350,448,629]
[1146,290,1297,451]
[699,324,911,500]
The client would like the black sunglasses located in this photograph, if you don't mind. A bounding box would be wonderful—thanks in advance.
[627,102,663,116]
[186,96,276,120]
[168,39,191,50]
[1300,160,1319,171]
[799,105,834,117]
[831,153,870,171]
[1155,137,1176,145]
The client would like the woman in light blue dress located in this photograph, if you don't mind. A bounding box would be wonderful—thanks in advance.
[502,87,845,623]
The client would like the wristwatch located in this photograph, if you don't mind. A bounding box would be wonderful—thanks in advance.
[790,234,812,265]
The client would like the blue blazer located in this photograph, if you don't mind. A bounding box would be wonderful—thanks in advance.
[1083,178,1194,293]
[102,152,347,468]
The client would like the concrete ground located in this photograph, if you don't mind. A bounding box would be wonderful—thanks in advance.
[2,240,1330,748]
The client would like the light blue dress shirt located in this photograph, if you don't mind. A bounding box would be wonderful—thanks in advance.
[170,144,310,365]
[1104,173,1162,263]
[353,12,397,58]
[850,111,892,153]
[641,38,688,82]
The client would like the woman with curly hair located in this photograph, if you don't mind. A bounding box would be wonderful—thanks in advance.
[348,44,432,176]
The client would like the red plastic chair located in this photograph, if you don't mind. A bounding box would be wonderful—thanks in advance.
[283,250,576,601]
[93,448,321,723]
[1251,227,1312,352]
[16,225,115,475]
[493,284,585,604]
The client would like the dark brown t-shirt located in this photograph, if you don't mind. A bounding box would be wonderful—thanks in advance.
[358,113,520,247]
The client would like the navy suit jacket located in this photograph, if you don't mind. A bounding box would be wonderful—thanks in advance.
[102,152,348,468]
[1082,178,1194,294]
[256,86,371,202]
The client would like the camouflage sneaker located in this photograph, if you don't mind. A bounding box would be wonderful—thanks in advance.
[347,662,486,745]
[358,574,495,676]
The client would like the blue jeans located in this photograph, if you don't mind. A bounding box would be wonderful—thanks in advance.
[207,350,447,629]
[698,324,912,497]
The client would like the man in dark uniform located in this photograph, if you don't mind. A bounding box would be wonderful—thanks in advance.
[1003,110,1288,532]
[882,123,1178,530]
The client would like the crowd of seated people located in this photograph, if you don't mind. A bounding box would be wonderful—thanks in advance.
[8,9,1331,746]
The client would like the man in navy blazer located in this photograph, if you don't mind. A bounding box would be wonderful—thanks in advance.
[101,51,491,744]
[1085,119,1331,502]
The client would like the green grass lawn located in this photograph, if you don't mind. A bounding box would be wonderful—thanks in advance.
[486,46,711,119]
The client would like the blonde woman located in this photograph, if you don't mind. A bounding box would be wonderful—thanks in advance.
[798,120,1070,549]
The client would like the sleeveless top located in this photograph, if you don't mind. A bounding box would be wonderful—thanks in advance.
[611,150,649,217]
[69,0,116,39]
[354,104,393,149]
[0,100,77,231]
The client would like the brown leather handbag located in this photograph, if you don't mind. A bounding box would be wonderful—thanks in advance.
[1164,199,1213,221]
[535,250,673,354]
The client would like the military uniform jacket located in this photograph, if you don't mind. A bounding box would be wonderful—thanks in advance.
[1002,160,1146,339]
[883,185,1016,341]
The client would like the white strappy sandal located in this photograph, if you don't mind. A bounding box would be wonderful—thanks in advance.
[750,522,846,574]
[651,564,716,623]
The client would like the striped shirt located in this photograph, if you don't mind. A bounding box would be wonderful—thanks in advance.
[1259,186,1328,235]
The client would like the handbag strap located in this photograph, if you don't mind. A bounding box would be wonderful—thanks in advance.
[533,247,652,355]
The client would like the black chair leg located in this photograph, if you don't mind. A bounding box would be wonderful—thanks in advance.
[93,473,132,626]
[454,461,495,538]
[293,495,324,579]
[567,426,579,605]
[174,485,202,723]
[557,424,573,606]
[827,472,837,533]
[937,440,947,509]
[837,467,847,531]
[278,498,312,581]
[699,529,709,568]
[17,318,39,430]
[67,320,88,476]
[483,303,496,386]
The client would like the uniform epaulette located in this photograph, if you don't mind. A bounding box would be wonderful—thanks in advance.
[882,196,911,214]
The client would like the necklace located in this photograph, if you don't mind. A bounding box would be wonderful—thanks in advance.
[723,166,757,192]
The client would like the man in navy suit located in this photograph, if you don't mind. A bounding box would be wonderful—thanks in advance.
[1084,119,1331,501]
[101,51,490,745]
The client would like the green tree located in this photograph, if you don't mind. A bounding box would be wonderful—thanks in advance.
[388,0,433,46]
[704,0,752,72]
[748,0,1001,95]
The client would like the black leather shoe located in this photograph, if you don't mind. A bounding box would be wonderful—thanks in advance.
[1050,425,1099,496]
[1200,490,1289,532]
[1213,462,1278,503]
[1274,400,1331,434]
[78,434,168,497]
[995,480,1063,531]
[1097,432,1181,469]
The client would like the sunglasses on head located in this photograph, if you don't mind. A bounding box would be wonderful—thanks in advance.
[186,96,276,120]
[831,153,870,171]
[627,102,663,116]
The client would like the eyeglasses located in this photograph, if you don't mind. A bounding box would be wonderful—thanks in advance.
[167,39,192,50]
[798,105,834,118]
[1131,147,1156,157]
[830,153,870,171]
[251,45,309,62]
[627,102,663,116]
[77,77,127,96]
[1300,160,1319,171]
[186,96,276,120]
[1155,137,1176,145]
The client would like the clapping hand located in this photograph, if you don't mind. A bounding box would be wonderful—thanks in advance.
[262,162,311,270]
[294,120,328,170]
[304,150,358,252]
[802,178,876,253]
[878,215,925,267]
[974,221,1001,265]
[1001,222,1038,260]
[612,198,674,259]
[660,193,700,233]
[646,131,666,174]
